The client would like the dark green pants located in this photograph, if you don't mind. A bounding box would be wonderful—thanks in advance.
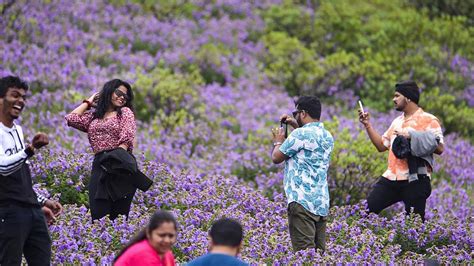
[288,202,326,252]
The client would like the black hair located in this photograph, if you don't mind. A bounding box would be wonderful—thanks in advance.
[295,96,321,120]
[209,218,243,247]
[93,79,134,119]
[0,76,29,97]
[114,210,177,262]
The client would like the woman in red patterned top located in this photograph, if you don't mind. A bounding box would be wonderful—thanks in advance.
[114,210,177,266]
[65,79,137,220]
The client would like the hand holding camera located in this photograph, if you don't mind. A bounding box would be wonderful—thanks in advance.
[279,114,298,129]
[271,126,286,144]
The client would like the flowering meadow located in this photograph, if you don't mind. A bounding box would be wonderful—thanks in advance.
[1,0,473,264]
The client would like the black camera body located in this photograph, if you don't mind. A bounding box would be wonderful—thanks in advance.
[280,120,288,138]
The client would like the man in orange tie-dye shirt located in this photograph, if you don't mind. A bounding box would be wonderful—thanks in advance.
[358,81,444,220]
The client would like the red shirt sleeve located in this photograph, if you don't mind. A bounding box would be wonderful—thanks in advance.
[118,107,136,148]
[65,112,94,132]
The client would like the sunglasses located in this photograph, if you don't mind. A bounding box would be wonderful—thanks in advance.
[292,110,303,118]
[114,89,130,101]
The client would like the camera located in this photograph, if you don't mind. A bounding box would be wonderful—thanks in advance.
[279,120,288,138]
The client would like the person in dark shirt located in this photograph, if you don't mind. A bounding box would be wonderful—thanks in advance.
[187,218,248,266]
[0,76,62,265]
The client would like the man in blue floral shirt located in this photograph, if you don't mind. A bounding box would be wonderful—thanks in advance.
[271,96,334,252]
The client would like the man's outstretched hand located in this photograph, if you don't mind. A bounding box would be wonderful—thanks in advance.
[31,133,49,149]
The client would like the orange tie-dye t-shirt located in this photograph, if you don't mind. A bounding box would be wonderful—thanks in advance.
[381,108,444,181]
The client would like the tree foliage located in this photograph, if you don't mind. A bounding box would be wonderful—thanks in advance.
[260,0,474,140]
[133,64,204,128]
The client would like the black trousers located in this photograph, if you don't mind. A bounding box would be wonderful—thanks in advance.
[367,176,431,220]
[89,154,135,221]
[0,206,51,266]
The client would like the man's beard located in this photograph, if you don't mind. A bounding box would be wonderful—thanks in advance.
[395,100,406,111]
[297,117,304,127]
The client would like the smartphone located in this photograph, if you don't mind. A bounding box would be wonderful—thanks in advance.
[358,100,365,113]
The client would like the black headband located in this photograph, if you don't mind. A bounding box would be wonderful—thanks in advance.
[395,81,420,104]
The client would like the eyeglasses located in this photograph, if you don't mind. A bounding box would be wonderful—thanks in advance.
[114,89,130,101]
[292,110,303,118]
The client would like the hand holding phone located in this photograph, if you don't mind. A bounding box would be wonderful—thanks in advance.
[358,100,365,113]
[357,100,370,128]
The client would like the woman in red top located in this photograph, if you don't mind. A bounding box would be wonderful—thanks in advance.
[65,79,137,220]
[114,210,177,266]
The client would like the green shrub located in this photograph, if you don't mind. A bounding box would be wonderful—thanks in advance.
[261,3,314,44]
[194,42,232,85]
[111,0,198,19]
[421,88,474,142]
[33,152,91,206]
[260,0,474,114]
[408,0,474,25]
[325,118,387,205]
[258,0,474,141]
[133,64,203,128]
[261,31,323,96]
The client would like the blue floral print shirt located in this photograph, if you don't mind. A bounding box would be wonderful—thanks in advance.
[279,122,334,216]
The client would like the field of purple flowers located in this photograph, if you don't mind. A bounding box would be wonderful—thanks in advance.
[1,0,472,264]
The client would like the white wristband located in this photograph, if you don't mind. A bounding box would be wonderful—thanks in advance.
[273,142,282,146]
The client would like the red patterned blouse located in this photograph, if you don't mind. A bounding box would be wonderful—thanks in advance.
[65,107,136,153]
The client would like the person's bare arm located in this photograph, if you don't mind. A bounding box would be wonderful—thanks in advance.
[70,93,98,115]
[271,127,289,164]
[358,110,388,152]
